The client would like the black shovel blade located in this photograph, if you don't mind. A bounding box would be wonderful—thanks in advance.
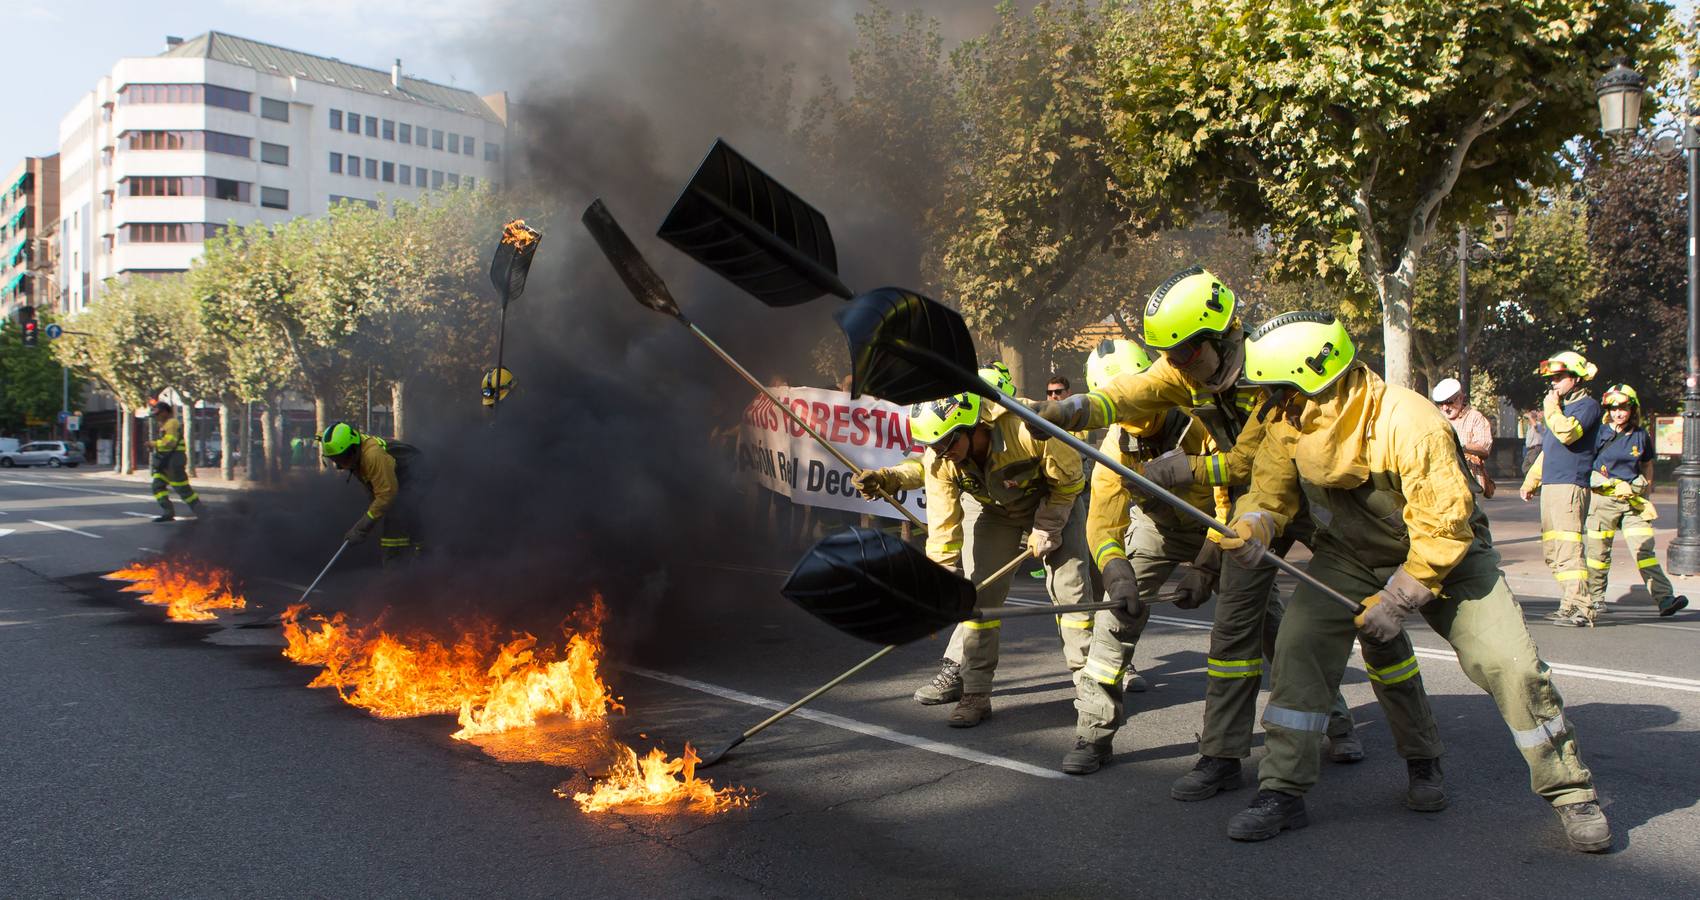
[658,139,852,306]
[835,288,985,404]
[490,219,542,305]
[781,527,975,646]
[581,199,685,318]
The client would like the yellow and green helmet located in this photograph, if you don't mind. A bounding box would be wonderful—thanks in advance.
[1086,339,1156,392]
[1602,383,1640,408]
[908,392,982,447]
[1142,266,1237,350]
[318,422,362,458]
[1535,351,1597,381]
[1244,312,1357,396]
[978,362,1016,397]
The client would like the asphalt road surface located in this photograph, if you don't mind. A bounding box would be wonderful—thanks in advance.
[3,469,1699,898]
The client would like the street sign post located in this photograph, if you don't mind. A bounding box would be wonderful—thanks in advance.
[44,323,62,339]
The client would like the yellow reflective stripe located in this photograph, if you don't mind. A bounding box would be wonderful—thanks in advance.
[1206,657,1261,668]
[1554,570,1587,582]
[1638,557,1662,569]
[962,619,1001,630]
[1093,539,1126,569]
[181,493,198,503]
[1366,655,1420,685]
[1206,453,1226,485]
[152,491,169,500]
[366,511,380,520]
[1085,391,1114,428]
[1586,558,1611,570]
[165,479,191,487]
[1083,657,1123,685]
[1542,530,1583,542]
[1206,657,1263,678]
[1587,530,1615,539]
[1057,618,1092,629]
[1624,528,1656,537]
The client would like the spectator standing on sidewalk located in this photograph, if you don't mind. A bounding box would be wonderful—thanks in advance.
[1432,378,1495,497]
[1522,410,1546,476]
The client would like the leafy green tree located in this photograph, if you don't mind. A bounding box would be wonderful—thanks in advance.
[0,316,81,435]
[1099,0,1672,387]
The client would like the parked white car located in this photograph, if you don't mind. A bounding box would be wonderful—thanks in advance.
[0,441,83,468]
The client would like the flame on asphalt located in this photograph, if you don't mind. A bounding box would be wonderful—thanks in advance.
[105,559,249,621]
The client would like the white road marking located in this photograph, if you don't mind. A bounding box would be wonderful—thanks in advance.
[26,519,102,539]
[138,547,161,554]
[3,479,155,502]
[623,666,1069,780]
[121,512,157,518]
[0,528,13,538]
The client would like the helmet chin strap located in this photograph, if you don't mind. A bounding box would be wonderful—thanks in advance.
[1201,327,1246,394]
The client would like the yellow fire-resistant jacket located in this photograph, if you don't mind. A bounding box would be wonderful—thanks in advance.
[1087,413,1221,570]
[1240,368,1485,593]
[1075,356,1264,487]
[892,405,1085,569]
[155,417,183,453]
[353,435,401,520]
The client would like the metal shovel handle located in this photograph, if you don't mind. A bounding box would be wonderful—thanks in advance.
[296,540,351,607]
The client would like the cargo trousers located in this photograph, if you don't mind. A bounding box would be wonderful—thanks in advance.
[1540,484,1591,614]
[1585,494,1674,607]
[149,450,200,514]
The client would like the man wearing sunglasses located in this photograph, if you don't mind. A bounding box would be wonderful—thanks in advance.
[1027,267,1443,807]
[1518,352,1603,623]
[852,391,1090,728]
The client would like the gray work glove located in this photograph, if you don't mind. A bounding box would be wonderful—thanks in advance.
[344,515,378,545]
[1353,568,1435,644]
[1025,396,1095,435]
[851,468,901,500]
[1141,448,1194,492]
[1102,557,1143,619]
[1218,511,1276,568]
[1172,542,1222,610]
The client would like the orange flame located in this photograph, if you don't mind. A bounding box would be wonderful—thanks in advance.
[565,743,755,814]
[105,559,248,621]
[500,218,538,249]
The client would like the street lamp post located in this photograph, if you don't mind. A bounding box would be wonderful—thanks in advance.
[1455,205,1509,403]
[1597,58,1700,574]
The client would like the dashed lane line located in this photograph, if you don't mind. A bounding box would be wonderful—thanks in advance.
[3,479,156,502]
[623,666,1069,780]
[26,519,102,539]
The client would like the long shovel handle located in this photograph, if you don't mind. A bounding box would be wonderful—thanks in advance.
[297,540,351,606]
[685,323,927,530]
[985,395,1364,616]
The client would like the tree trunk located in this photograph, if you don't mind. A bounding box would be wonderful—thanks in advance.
[261,396,280,483]
[240,401,256,483]
[219,399,234,482]
[183,401,196,479]
[312,395,329,439]
[1378,273,1415,389]
[390,378,407,440]
[115,401,129,475]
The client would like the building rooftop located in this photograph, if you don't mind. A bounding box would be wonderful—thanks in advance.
[160,31,504,124]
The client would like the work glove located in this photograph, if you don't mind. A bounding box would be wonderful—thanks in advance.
[1216,511,1276,568]
[344,515,378,545]
[851,468,900,500]
[1141,448,1193,493]
[1026,528,1061,559]
[1610,479,1637,499]
[1171,542,1222,610]
[1102,556,1143,619]
[1025,396,1094,434]
[1352,568,1434,644]
[1631,496,1660,522]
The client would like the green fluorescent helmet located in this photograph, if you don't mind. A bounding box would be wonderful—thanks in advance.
[908,393,982,447]
[1601,383,1640,408]
[319,421,362,458]
[978,362,1016,397]
[1085,338,1156,392]
[1243,312,1357,396]
[1141,265,1237,349]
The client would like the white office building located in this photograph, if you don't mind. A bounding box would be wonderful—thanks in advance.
[57,31,510,312]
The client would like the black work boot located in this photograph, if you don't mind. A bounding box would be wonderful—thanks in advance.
[1227,789,1309,841]
[1327,729,1365,764]
[1556,800,1612,853]
[1659,595,1690,617]
[152,508,175,523]
[913,658,963,706]
[1171,755,1242,801]
[1405,757,1448,811]
[1060,737,1112,775]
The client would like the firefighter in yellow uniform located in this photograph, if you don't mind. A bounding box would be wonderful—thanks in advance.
[1582,384,1687,620]
[1059,338,1222,773]
[1030,268,1442,803]
[853,391,1089,728]
[149,401,204,522]
[1518,351,1602,622]
[1217,312,1608,853]
[318,422,424,565]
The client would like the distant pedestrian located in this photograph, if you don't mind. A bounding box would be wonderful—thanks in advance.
[1579,384,1688,622]
[1432,378,1494,497]
[1522,410,1546,476]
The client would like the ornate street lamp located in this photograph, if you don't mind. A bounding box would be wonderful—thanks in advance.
[1596,57,1700,574]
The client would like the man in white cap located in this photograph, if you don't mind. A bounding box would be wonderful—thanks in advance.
[1433,378,1494,496]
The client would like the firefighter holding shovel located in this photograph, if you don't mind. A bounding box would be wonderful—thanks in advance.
[852,392,1091,727]
[318,422,425,566]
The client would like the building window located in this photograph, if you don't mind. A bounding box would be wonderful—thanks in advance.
[431,170,443,189]
[382,119,395,140]
[330,109,343,130]
[447,133,460,154]
[415,124,428,145]
[205,85,251,112]
[260,98,289,122]
[431,129,444,150]
[121,222,224,243]
[364,117,377,138]
[347,112,361,134]
[348,155,360,175]
[101,190,113,210]
[119,83,250,112]
[260,187,289,210]
[260,142,290,166]
[381,162,395,183]
[399,123,411,144]
[210,178,248,202]
[123,177,251,202]
[447,173,460,188]
[484,142,502,162]
[399,164,411,186]
[103,235,114,254]
[464,176,475,190]
[330,195,378,210]
[463,137,474,157]
[364,158,377,179]
[124,130,251,157]
[329,152,343,174]
[101,148,113,167]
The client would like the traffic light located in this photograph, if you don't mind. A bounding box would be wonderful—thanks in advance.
[17,305,37,348]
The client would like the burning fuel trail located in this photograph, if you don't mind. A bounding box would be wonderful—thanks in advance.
[105,560,249,622]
